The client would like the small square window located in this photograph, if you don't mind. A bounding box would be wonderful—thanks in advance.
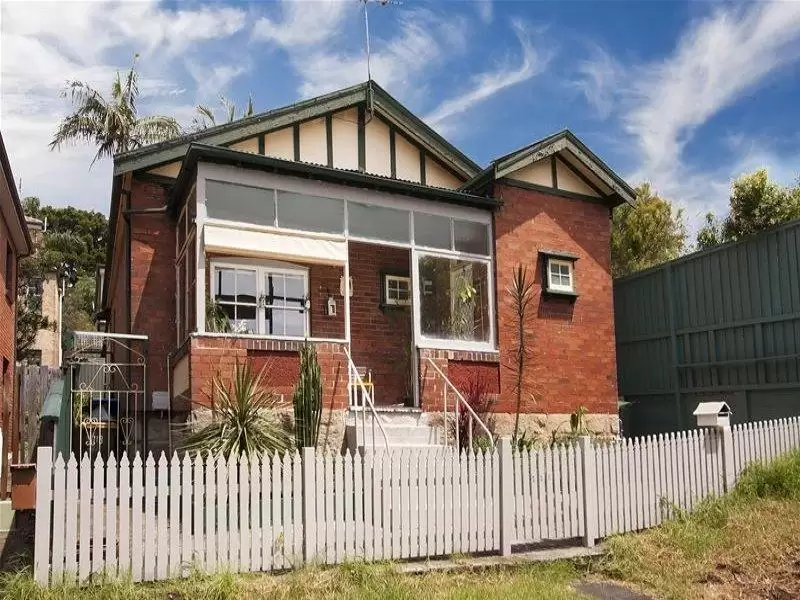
[547,258,574,293]
[383,274,411,307]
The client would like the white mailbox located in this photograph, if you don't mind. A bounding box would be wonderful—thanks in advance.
[693,401,732,428]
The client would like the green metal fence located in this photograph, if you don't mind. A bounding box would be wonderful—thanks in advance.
[614,219,800,436]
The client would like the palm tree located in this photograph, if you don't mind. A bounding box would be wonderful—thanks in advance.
[50,55,180,167]
[191,94,255,131]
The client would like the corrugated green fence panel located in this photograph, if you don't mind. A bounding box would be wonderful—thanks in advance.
[615,219,800,436]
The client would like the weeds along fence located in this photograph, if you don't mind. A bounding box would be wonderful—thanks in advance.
[33,416,800,586]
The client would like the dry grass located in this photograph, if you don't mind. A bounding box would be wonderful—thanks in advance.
[0,561,587,600]
[597,451,800,600]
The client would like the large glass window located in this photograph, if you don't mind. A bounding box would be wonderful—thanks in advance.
[211,262,308,337]
[205,180,275,226]
[414,213,451,249]
[277,191,344,234]
[454,219,489,255]
[418,256,490,343]
[348,202,410,243]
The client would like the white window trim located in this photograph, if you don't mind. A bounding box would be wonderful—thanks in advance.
[547,258,575,292]
[384,274,412,307]
[413,249,496,352]
[210,259,310,338]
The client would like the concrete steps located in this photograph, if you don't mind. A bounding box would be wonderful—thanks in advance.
[345,407,445,451]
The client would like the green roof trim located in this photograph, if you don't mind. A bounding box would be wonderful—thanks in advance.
[114,81,481,180]
[171,144,500,212]
[460,129,636,205]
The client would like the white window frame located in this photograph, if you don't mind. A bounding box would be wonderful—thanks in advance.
[210,259,310,338]
[413,250,495,352]
[384,274,412,307]
[547,258,574,293]
[196,164,497,351]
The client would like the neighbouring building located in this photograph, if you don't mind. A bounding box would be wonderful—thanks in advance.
[99,81,635,453]
[23,217,61,368]
[0,132,33,495]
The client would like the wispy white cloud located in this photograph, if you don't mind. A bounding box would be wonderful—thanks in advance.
[282,8,470,102]
[573,3,800,228]
[424,20,549,131]
[572,44,621,119]
[186,62,251,101]
[252,0,350,48]
[0,0,247,212]
[477,0,493,24]
[625,3,800,184]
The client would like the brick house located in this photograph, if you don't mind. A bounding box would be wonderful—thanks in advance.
[0,132,33,494]
[100,82,634,451]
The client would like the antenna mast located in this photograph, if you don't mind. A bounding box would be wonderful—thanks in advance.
[361,0,401,115]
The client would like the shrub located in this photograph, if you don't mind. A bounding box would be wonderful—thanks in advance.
[734,450,800,501]
[293,341,323,450]
[183,359,290,458]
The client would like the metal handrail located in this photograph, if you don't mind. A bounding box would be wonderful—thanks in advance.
[343,347,389,450]
[425,357,494,449]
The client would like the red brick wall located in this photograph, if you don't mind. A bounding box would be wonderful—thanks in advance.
[492,182,618,415]
[129,178,176,399]
[308,263,344,338]
[187,336,348,410]
[348,242,412,406]
[0,214,16,488]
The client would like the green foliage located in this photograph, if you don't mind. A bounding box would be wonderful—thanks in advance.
[292,341,323,450]
[508,264,535,441]
[611,183,686,277]
[514,430,540,452]
[206,298,232,333]
[50,54,180,166]
[24,199,107,277]
[192,94,256,131]
[569,405,589,435]
[183,360,290,458]
[734,450,800,501]
[697,169,800,249]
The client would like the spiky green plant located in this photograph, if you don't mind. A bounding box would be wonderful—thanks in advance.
[293,341,323,449]
[183,360,290,458]
[206,298,231,333]
[508,263,535,441]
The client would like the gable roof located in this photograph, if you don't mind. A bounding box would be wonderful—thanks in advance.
[461,129,636,205]
[0,132,32,257]
[113,81,481,180]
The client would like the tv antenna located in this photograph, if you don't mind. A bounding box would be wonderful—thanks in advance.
[361,0,401,115]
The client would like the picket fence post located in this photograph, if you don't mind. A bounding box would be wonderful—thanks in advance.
[498,437,513,557]
[579,436,598,547]
[302,446,317,564]
[720,425,735,492]
[33,445,53,585]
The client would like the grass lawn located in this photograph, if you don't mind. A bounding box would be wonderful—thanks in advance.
[4,450,800,600]
[0,561,587,600]
[595,450,800,600]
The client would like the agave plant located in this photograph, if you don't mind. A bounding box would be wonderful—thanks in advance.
[183,360,290,458]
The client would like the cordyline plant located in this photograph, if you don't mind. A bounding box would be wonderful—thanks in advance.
[183,360,290,458]
[509,264,535,441]
[293,341,323,450]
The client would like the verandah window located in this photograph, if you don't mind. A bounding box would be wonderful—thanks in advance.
[211,262,308,337]
[418,255,490,344]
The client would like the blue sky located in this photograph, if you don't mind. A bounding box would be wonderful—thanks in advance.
[3,1,800,239]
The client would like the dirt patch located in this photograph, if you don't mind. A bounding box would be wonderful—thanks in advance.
[702,547,800,600]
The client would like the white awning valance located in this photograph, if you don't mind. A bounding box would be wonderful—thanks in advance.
[204,225,347,265]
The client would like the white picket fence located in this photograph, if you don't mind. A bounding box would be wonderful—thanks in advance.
[33,416,800,586]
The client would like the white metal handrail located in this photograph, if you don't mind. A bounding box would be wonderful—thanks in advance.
[425,357,494,450]
[343,347,389,450]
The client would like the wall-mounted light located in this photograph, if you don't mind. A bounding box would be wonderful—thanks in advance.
[326,296,337,317]
[340,275,353,297]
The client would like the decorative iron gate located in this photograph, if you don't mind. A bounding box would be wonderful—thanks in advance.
[67,332,155,458]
